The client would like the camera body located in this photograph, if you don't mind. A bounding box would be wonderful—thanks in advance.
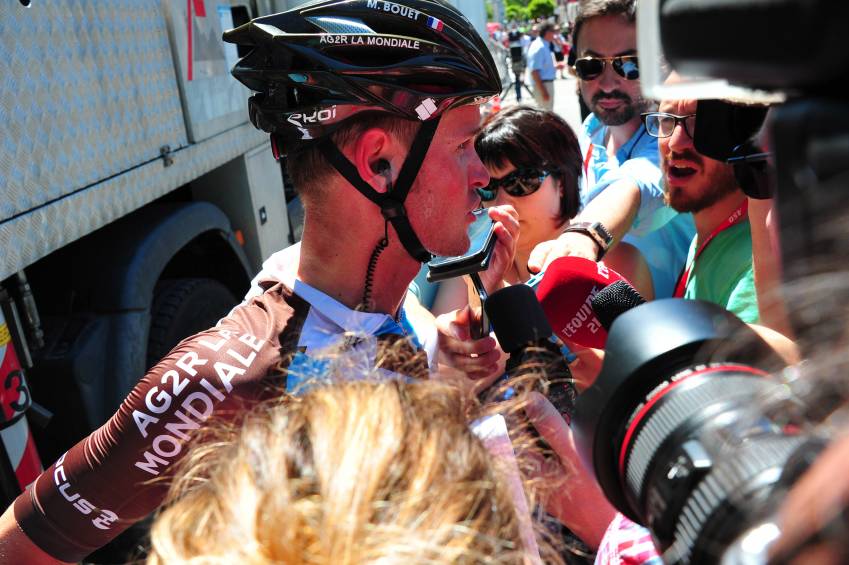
[507,30,526,74]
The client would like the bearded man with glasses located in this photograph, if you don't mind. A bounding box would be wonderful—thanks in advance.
[641,77,759,322]
[529,0,695,300]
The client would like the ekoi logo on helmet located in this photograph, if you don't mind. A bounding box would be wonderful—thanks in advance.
[286,105,338,128]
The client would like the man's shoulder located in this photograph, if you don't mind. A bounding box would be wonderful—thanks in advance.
[222,283,311,357]
[581,113,605,141]
[626,126,660,162]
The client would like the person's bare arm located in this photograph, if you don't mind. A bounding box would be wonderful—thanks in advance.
[748,323,800,366]
[0,505,68,565]
[526,393,616,549]
[604,241,655,301]
[528,178,641,273]
[748,197,794,338]
[530,69,549,101]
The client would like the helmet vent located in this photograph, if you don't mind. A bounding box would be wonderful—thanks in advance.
[305,16,375,34]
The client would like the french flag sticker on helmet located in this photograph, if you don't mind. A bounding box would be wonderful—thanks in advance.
[426,15,443,31]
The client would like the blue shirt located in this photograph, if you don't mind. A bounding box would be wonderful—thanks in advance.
[527,37,556,81]
[579,114,695,298]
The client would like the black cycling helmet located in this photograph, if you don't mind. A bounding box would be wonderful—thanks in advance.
[224,0,501,142]
[223,0,501,266]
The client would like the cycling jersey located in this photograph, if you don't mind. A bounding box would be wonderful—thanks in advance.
[13,280,430,561]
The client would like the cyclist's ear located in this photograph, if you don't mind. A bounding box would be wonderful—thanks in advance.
[350,127,393,191]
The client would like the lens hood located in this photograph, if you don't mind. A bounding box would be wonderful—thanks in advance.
[573,299,780,520]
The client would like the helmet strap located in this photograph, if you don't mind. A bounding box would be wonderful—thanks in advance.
[317,117,441,264]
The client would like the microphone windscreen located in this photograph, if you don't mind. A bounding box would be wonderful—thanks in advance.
[485,284,553,353]
[536,256,625,348]
[591,279,646,331]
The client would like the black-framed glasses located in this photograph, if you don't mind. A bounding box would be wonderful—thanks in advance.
[476,168,553,202]
[727,142,774,199]
[573,55,640,81]
[642,112,697,139]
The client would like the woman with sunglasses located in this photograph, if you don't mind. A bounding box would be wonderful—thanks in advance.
[475,108,579,284]
[474,106,653,291]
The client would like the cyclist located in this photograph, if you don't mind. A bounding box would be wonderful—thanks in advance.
[0,1,514,562]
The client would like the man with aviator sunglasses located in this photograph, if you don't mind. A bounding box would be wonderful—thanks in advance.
[529,0,695,299]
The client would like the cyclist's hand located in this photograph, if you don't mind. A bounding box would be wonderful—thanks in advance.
[435,304,506,387]
[527,231,598,274]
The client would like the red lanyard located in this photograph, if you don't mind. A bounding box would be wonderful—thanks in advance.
[673,201,748,298]
[583,143,593,181]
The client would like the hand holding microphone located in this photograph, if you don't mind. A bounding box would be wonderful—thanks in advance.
[533,256,646,390]
[535,256,629,348]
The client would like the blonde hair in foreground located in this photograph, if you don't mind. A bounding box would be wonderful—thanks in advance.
[147,379,534,564]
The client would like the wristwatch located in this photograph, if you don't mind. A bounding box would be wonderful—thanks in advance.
[563,221,614,260]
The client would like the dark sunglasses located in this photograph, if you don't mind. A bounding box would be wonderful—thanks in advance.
[573,55,640,81]
[727,142,774,199]
[476,168,553,202]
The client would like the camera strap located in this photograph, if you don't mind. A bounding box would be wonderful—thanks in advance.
[673,200,748,298]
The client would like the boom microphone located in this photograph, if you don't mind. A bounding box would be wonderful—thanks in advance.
[535,256,626,348]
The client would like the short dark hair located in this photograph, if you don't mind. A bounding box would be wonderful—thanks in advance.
[286,113,419,203]
[475,106,582,223]
[569,0,637,64]
[539,23,556,37]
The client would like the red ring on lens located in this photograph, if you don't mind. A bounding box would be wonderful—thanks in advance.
[617,364,768,476]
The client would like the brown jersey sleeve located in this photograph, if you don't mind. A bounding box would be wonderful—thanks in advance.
[12,286,307,561]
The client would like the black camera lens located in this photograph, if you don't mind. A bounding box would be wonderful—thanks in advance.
[573,299,804,563]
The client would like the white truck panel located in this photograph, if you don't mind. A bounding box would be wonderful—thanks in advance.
[160,0,251,142]
[1,122,266,281]
[0,1,268,279]
[191,144,290,269]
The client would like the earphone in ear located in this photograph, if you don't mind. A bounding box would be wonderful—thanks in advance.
[373,158,391,175]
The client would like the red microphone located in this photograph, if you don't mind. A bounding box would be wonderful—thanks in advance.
[535,256,626,348]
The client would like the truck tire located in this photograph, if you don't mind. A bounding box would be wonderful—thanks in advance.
[146,278,238,369]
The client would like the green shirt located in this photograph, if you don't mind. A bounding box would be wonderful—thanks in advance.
[682,219,759,323]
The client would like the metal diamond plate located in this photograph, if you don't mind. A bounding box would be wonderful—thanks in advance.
[0,0,187,224]
[1,124,268,281]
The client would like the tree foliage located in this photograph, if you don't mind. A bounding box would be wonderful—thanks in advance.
[504,0,528,22]
[527,0,555,19]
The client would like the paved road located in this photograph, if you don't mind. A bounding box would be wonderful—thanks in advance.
[499,72,585,136]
